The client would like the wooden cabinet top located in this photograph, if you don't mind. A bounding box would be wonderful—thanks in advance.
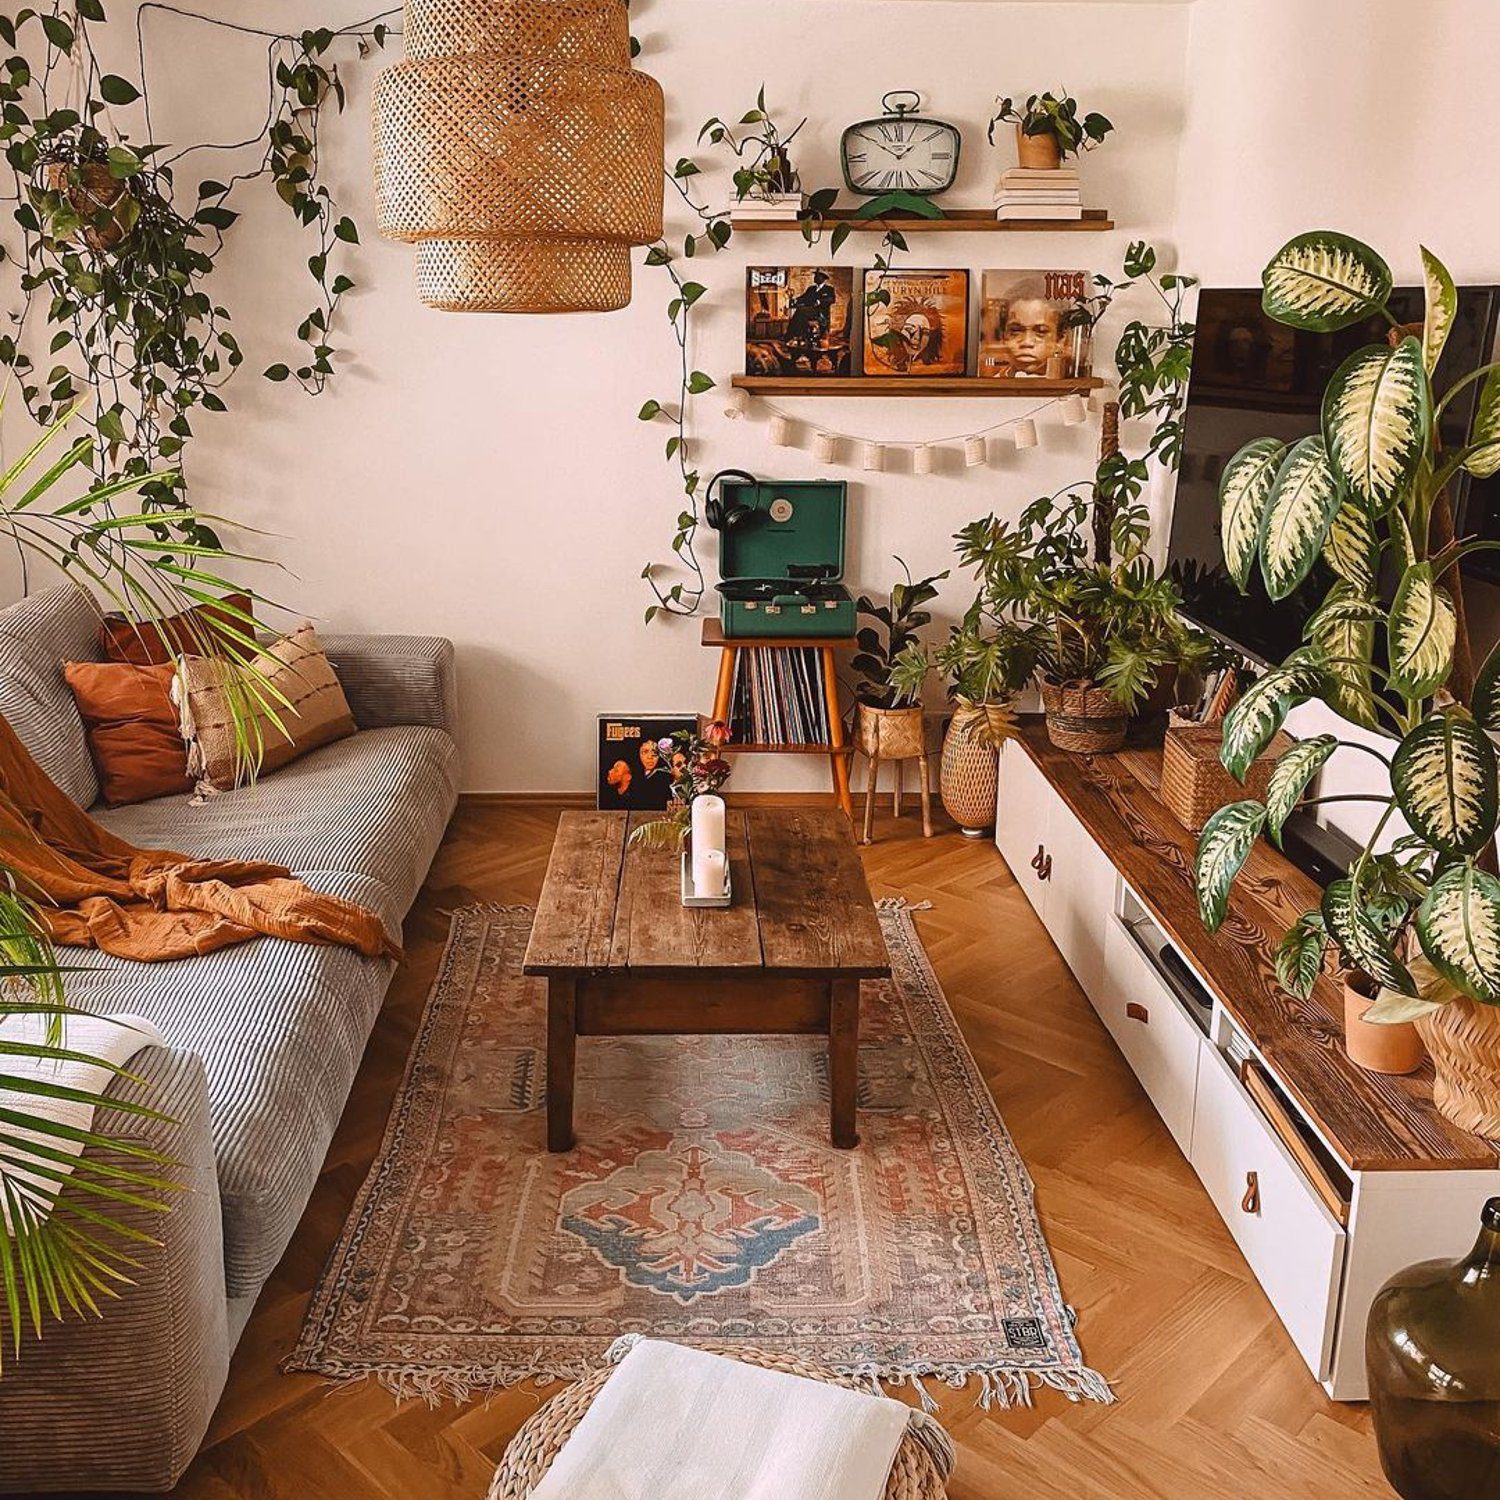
[1014,720,1499,1173]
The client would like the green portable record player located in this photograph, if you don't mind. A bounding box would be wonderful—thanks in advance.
[708,471,854,639]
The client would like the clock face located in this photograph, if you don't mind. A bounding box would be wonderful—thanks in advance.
[841,116,960,196]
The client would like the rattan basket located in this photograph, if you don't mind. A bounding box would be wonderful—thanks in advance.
[1040,679,1127,754]
[487,1343,953,1499]
[1160,720,1293,833]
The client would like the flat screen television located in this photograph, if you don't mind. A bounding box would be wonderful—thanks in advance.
[1166,285,1500,670]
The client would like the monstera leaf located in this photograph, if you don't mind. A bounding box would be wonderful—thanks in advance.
[1258,437,1343,600]
[1219,437,1287,591]
[1308,582,1381,730]
[1421,246,1458,375]
[1324,497,1380,593]
[1261,231,1393,332]
[1466,366,1500,479]
[1321,337,1431,514]
[1196,800,1267,933]
[1416,862,1500,1004]
[1264,734,1338,846]
[1323,878,1416,996]
[1390,708,1499,858]
[1388,561,1457,700]
[1275,909,1328,999]
[1219,654,1324,781]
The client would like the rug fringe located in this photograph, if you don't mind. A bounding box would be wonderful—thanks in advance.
[874,897,933,913]
[292,1353,1116,1417]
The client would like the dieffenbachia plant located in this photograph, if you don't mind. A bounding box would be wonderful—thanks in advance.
[1194,232,1500,1020]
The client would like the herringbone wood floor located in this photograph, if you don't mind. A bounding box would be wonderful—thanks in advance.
[170,799,1395,1500]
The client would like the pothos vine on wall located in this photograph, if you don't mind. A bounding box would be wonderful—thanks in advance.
[637,86,909,624]
[0,1,395,544]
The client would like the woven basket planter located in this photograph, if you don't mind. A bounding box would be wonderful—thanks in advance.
[1416,997,1500,1137]
[941,705,1000,836]
[1040,679,1127,754]
[35,161,137,252]
[1160,721,1294,834]
[487,1343,952,1500]
[855,702,927,759]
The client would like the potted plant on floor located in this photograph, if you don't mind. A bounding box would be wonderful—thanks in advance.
[988,90,1113,170]
[1193,231,1500,1136]
[890,602,1037,835]
[852,559,948,763]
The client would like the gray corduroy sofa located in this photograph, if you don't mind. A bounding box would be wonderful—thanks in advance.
[0,587,460,1492]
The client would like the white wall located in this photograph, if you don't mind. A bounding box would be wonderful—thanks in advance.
[1175,0,1500,846]
[43,0,1192,792]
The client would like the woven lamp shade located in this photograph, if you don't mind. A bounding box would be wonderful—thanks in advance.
[372,0,664,312]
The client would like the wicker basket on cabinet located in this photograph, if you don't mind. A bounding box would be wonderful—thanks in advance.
[1160,720,1294,833]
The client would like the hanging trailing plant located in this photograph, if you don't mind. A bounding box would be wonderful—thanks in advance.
[0,2,391,541]
[637,86,907,624]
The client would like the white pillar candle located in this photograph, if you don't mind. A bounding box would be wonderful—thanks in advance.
[861,440,884,472]
[691,794,726,857]
[964,434,987,468]
[769,413,795,446]
[695,847,728,898]
[1061,393,1088,425]
[813,430,838,464]
[912,443,935,475]
[1012,418,1038,451]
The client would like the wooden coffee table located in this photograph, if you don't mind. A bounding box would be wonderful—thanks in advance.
[522,808,889,1152]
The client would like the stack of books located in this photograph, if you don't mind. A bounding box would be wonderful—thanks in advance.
[992,167,1083,222]
[727,648,831,746]
[730,192,806,224]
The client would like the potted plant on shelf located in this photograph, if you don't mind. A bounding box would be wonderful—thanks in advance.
[699,86,807,210]
[988,90,1113,171]
[890,602,1037,835]
[1192,231,1500,1136]
[852,559,947,763]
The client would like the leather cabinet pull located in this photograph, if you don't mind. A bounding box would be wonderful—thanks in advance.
[1126,1002,1149,1024]
[1241,1170,1260,1215]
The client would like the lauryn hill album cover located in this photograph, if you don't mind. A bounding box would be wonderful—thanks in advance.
[862,269,970,377]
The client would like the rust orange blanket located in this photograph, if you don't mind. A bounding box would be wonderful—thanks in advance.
[0,715,399,963]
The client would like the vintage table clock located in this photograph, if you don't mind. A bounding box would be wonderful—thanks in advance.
[840,90,961,219]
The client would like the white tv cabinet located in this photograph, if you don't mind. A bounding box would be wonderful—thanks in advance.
[995,724,1499,1400]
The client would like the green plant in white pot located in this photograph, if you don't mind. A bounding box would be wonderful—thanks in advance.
[1192,231,1500,1136]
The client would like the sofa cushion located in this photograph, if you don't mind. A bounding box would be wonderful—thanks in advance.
[0,586,102,806]
[71,726,459,1297]
[96,725,458,927]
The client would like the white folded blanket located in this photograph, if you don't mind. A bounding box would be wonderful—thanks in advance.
[531,1339,915,1500]
[0,1009,165,1229]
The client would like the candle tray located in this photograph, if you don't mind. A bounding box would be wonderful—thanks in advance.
[680,842,733,909]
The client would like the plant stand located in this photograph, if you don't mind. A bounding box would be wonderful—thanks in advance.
[704,620,854,819]
[853,703,932,844]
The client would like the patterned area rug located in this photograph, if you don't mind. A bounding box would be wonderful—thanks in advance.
[288,902,1111,1410]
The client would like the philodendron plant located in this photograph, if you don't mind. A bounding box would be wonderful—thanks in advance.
[1194,232,1500,1027]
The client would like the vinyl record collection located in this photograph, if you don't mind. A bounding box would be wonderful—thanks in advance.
[727,647,833,745]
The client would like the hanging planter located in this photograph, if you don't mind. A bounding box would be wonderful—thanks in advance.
[32,153,140,253]
[372,0,664,312]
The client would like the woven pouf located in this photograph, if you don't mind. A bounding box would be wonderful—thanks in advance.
[487,1343,952,1499]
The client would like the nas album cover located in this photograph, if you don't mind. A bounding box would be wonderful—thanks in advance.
[978,269,1094,379]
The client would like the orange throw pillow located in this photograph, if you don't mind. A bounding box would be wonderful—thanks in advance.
[99,592,254,667]
[63,662,193,807]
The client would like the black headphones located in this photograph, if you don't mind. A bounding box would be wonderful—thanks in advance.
[704,469,759,531]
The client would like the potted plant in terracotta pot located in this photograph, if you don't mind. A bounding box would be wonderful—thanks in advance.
[890,602,1037,835]
[988,90,1113,171]
[1193,231,1500,1138]
[852,559,947,763]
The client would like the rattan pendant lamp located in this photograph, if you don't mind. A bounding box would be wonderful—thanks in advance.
[372,0,664,312]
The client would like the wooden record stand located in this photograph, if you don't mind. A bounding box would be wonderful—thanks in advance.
[703,619,854,818]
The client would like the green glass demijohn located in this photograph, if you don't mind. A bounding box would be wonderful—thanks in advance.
[1365,1196,1500,1499]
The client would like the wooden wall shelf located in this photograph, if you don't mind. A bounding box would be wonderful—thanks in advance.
[732,375,1104,399]
[730,207,1114,233]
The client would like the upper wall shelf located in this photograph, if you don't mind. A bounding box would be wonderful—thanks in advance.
[732,375,1105,399]
[730,208,1115,234]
